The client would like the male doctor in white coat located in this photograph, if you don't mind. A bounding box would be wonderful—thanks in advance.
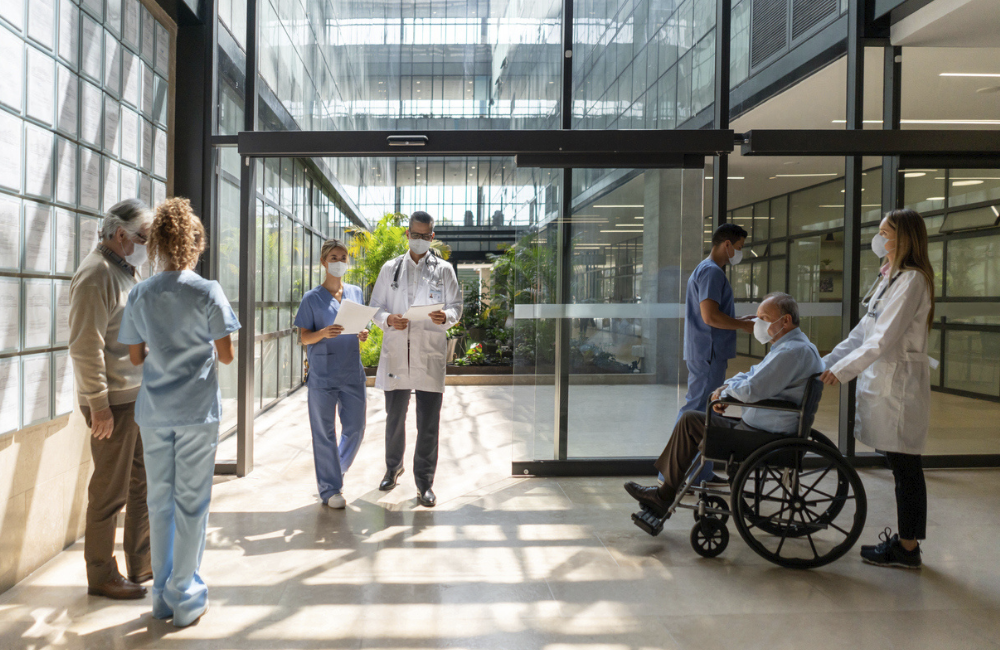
[370,211,463,507]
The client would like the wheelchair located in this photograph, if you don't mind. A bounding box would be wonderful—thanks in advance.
[631,375,867,569]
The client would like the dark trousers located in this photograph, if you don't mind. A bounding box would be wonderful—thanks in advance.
[81,402,151,585]
[884,451,927,540]
[654,411,757,500]
[384,389,443,492]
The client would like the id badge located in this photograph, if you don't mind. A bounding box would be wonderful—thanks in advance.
[429,280,443,304]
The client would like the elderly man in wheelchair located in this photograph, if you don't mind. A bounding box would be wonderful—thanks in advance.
[625,292,867,568]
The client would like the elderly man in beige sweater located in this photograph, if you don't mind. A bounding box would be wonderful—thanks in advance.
[69,199,154,599]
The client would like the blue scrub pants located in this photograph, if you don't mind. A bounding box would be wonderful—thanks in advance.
[665,356,729,483]
[307,381,367,501]
[141,422,219,627]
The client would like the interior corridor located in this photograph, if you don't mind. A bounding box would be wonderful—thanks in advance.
[2,386,999,649]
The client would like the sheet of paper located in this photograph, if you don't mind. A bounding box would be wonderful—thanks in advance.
[104,32,120,96]
[155,23,168,74]
[25,125,54,199]
[22,354,52,425]
[27,0,55,51]
[79,215,99,258]
[79,145,101,210]
[57,64,78,137]
[54,351,74,415]
[54,209,76,273]
[122,51,139,107]
[56,137,77,205]
[26,48,55,126]
[120,107,138,164]
[120,165,136,200]
[0,112,22,191]
[153,127,166,178]
[0,277,19,351]
[103,157,119,213]
[58,0,78,66]
[54,279,71,343]
[0,24,24,112]
[402,303,445,322]
[80,79,103,147]
[123,0,139,48]
[0,358,19,434]
[0,195,20,269]
[80,13,102,81]
[24,202,53,272]
[103,95,119,154]
[141,8,154,61]
[24,279,53,349]
[332,300,380,335]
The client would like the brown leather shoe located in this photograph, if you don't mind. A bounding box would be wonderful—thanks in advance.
[129,572,154,584]
[624,481,673,517]
[88,574,148,600]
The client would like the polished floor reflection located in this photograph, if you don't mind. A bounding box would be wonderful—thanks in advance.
[2,386,999,649]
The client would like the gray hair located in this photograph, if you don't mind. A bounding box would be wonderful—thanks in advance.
[763,292,800,326]
[102,199,153,240]
[409,211,434,230]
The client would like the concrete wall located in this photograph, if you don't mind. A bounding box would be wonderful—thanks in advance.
[0,410,92,594]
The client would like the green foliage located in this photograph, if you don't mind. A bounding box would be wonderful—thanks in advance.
[360,325,383,368]
[452,342,486,366]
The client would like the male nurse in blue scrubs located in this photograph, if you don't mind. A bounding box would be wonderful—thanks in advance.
[676,223,754,483]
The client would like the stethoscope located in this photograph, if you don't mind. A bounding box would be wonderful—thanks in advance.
[862,271,901,319]
[390,250,439,291]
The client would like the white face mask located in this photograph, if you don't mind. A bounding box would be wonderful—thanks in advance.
[327,261,348,277]
[124,242,147,268]
[408,237,431,255]
[871,233,893,258]
[728,245,743,266]
[753,317,776,345]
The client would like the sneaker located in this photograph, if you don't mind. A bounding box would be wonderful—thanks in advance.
[860,528,921,569]
[324,494,347,509]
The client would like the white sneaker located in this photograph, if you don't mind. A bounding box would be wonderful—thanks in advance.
[324,494,346,509]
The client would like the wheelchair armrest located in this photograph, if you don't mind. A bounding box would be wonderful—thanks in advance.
[706,398,802,421]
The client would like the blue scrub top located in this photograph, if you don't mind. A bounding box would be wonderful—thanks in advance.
[683,257,736,361]
[118,270,241,429]
[294,284,367,388]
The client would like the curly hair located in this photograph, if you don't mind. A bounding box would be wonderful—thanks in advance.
[148,197,206,271]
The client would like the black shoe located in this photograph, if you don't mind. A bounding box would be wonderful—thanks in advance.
[860,528,921,569]
[417,488,436,508]
[379,467,404,491]
[624,481,672,518]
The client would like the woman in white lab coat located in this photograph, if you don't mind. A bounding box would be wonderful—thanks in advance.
[820,209,935,569]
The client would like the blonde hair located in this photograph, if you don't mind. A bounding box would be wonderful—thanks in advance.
[320,238,348,263]
[885,209,935,328]
[148,197,206,271]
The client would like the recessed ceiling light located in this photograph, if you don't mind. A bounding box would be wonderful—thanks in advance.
[952,180,984,186]
[600,229,643,233]
[594,204,643,208]
[976,86,1000,94]
[904,172,926,178]
[940,72,1000,78]
[926,197,945,201]
[775,173,838,178]
[992,206,999,217]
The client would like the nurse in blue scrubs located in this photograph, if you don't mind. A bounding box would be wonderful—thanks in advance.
[295,238,369,509]
[118,198,240,628]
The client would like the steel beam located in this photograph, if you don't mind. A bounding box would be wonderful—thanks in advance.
[712,0,731,230]
[741,129,1000,156]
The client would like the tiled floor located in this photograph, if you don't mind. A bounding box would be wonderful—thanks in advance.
[2,386,999,649]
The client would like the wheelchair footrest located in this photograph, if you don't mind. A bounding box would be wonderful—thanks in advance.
[631,506,665,537]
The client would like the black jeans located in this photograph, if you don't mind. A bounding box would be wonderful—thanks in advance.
[384,389,443,492]
[884,451,927,540]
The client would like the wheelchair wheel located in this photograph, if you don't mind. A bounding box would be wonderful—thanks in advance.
[732,438,866,569]
[692,495,730,525]
[732,430,849,538]
[690,518,729,558]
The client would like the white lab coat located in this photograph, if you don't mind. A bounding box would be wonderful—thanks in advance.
[823,270,932,455]
[369,252,463,393]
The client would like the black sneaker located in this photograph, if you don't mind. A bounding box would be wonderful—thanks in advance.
[860,528,921,569]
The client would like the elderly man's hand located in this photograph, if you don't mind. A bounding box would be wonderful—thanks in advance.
[710,388,728,414]
[91,407,115,440]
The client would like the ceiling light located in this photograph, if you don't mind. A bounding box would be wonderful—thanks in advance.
[939,72,1000,78]
[774,173,838,178]
[904,119,1000,125]
[992,206,999,217]
[904,172,926,178]
[594,204,643,208]
[926,197,945,201]
[831,120,882,124]
[600,229,642,233]
[615,223,641,227]
[952,180,984,186]
[950,176,1000,180]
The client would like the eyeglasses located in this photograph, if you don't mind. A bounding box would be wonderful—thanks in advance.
[409,232,433,241]
[133,234,148,245]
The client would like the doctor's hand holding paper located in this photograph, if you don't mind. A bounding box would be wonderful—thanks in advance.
[369,211,462,508]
